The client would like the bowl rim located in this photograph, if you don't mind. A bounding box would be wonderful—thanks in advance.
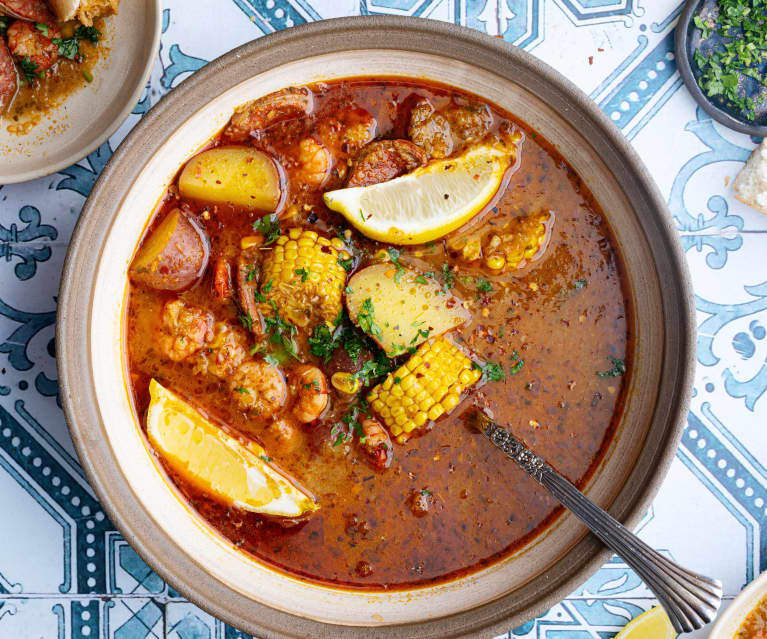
[709,570,767,639]
[57,16,696,638]
[675,0,767,138]
[0,0,163,184]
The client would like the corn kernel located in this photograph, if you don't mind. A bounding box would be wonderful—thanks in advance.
[485,254,506,270]
[240,235,263,250]
[331,372,360,395]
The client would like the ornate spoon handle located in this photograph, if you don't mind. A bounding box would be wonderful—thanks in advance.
[475,413,722,633]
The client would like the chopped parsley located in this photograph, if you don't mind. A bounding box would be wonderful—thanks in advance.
[35,22,49,37]
[414,275,428,285]
[263,353,280,367]
[508,350,525,375]
[351,350,393,386]
[52,26,101,61]
[574,278,588,290]
[440,263,455,291]
[480,360,506,382]
[308,324,336,361]
[308,311,368,363]
[356,298,383,340]
[420,489,432,496]
[295,267,310,282]
[234,386,249,394]
[692,1,767,121]
[18,58,39,85]
[238,312,253,332]
[264,301,299,358]
[246,264,258,282]
[476,277,493,293]
[387,248,405,283]
[338,254,354,272]
[253,214,281,245]
[410,328,431,345]
[259,455,273,463]
[597,357,626,378]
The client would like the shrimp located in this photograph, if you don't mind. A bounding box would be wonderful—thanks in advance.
[229,359,287,418]
[289,365,329,423]
[224,87,313,143]
[295,137,332,188]
[359,417,393,470]
[267,417,300,451]
[193,321,248,378]
[7,20,59,72]
[158,299,213,362]
[346,139,427,187]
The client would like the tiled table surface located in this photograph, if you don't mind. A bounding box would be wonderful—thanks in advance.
[1,1,765,637]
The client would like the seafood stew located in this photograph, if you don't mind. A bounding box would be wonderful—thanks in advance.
[125,77,632,590]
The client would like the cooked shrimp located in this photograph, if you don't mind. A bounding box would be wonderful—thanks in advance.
[359,417,393,470]
[224,87,313,143]
[268,417,300,451]
[158,299,213,361]
[230,359,287,417]
[295,137,332,188]
[7,20,59,72]
[290,365,329,423]
[193,321,248,378]
[316,107,377,157]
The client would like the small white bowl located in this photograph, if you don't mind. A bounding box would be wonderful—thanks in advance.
[0,0,161,184]
[710,570,767,639]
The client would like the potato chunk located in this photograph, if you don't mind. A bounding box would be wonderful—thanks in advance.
[178,146,283,211]
[130,209,210,291]
[345,264,470,355]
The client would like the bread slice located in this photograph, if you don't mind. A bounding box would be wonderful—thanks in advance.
[75,0,118,26]
[733,139,767,215]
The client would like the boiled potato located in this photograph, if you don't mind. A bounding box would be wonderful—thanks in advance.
[129,208,210,291]
[346,264,470,354]
[178,146,283,211]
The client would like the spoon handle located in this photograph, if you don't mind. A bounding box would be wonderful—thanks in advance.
[477,416,722,633]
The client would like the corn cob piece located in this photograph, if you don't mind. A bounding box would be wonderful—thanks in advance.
[367,336,481,443]
[259,228,350,327]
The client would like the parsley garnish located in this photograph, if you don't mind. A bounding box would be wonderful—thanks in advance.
[259,455,273,463]
[253,214,281,245]
[476,277,493,293]
[356,298,383,340]
[440,263,455,292]
[18,58,39,85]
[264,304,299,358]
[338,254,354,272]
[420,489,432,496]
[414,275,428,285]
[574,278,588,290]
[295,267,310,282]
[234,386,249,394]
[52,26,101,61]
[238,312,253,331]
[387,248,405,283]
[263,353,280,367]
[692,1,767,121]
[597,357,626,378]
[308,324,336,362]
[35,23,49,37]
[480,360,506,382]
[351,350,393,386]
[246,264,257,282]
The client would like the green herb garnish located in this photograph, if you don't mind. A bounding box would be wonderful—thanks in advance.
[597,356,626,378]
[253,214,281,245]
[356,298,383,340]
[476,277,493,293]
[481,360,506,382]
[295,267,310,282]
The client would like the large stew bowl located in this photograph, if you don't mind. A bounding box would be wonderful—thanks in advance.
[57,17,694,639]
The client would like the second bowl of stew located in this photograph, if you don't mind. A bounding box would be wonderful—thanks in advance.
[57,16,694,639]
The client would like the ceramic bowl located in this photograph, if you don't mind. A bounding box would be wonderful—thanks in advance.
[57,17,695,639]
[709,570,767,639]
[0,0,161,184]
[675,0,767,138]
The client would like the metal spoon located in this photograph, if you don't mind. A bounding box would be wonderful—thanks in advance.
[472,411,722,633]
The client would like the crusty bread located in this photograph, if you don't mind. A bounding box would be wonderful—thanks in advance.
[733,139,767,215]
[76,0,118,26]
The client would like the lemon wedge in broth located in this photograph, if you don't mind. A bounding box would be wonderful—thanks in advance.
[324,138,519,245]
[146,379,317,518]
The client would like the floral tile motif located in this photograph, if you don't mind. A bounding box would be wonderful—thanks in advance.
[1,1,765,637]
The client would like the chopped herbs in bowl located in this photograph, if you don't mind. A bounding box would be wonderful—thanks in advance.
[676,0,767,136]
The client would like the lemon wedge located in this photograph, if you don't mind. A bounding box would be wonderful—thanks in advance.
[146,379,317,518]
[614,607,676,639]
[323,140,516,245]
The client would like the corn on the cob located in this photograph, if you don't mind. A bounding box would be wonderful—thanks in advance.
[367,336,481,443]
[259,228,350,327]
